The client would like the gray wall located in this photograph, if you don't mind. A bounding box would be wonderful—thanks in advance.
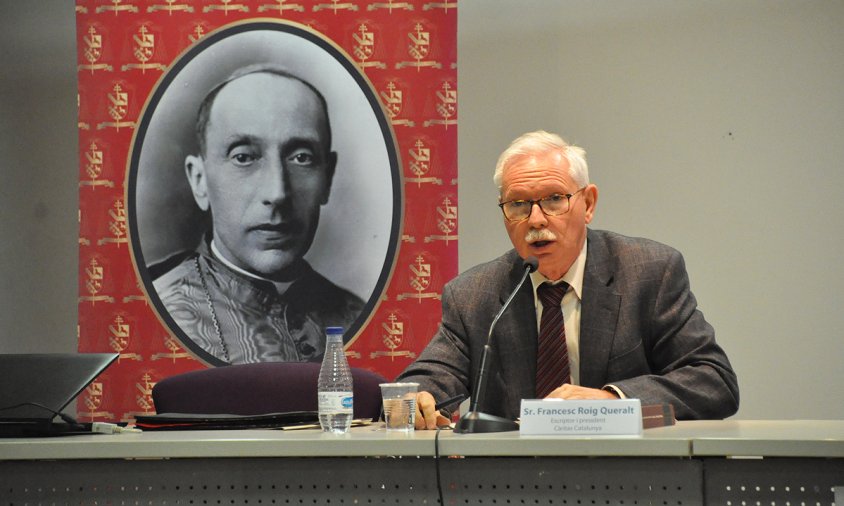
[458,0,844,420]
[0,1,78,353]
[2,0,842,419]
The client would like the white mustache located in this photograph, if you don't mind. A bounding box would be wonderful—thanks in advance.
[525,228,556,243]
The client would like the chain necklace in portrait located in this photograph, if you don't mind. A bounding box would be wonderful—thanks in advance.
[194,256,231,364]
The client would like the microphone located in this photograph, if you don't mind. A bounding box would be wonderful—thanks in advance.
[454,256,538,434]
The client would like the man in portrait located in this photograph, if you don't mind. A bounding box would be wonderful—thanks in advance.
[150,64,364,364]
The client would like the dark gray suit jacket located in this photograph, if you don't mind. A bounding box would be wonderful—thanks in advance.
[398,229,739,420]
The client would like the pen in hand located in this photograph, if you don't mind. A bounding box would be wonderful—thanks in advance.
[435,394,467,412]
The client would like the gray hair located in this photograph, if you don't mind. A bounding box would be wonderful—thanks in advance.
[493,130,589,192]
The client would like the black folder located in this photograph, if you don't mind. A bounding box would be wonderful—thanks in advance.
[133,411,319,431]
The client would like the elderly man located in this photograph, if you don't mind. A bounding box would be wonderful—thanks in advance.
[399,130,739,429]
[152,64,363,364]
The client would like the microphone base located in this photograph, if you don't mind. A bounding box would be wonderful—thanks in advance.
[453,411,519,434]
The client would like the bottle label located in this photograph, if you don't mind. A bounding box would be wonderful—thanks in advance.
[318,392,353,413]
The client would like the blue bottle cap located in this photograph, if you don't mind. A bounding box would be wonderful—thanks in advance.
[326,327,344,335]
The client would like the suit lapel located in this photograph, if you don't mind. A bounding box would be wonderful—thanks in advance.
[579,230,621,389]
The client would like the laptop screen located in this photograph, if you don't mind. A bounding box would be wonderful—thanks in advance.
[0,353,118,422]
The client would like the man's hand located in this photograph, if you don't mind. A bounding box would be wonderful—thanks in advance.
[546,384,618,400]
[414,391,451,430]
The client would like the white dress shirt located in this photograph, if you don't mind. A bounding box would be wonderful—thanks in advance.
[528,238,624,397]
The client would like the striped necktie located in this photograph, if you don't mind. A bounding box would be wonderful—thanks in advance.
[535,282,570,398]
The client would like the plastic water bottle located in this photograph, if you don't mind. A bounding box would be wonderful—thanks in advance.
[317,327,354,433]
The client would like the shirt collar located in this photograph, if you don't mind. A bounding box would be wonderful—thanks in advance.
[210,240,296,295]
[529,237,588,301]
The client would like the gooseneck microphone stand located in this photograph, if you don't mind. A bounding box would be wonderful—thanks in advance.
[453,257,538,434]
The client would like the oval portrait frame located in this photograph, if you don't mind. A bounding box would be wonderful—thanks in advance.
[127,20,402,366]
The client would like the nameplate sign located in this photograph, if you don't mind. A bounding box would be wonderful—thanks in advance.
[519,399,643,436]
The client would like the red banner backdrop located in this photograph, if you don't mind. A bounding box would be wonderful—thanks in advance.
[75,0,457,423]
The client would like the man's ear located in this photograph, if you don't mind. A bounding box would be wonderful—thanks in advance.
[185,155,210,211]
[320,151,338,205]
[583,183,598,225]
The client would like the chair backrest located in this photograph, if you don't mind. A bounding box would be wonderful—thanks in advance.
[152,362,386,420]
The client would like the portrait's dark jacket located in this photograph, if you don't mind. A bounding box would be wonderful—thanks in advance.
[151,242,363,364]
[398,228,739,420]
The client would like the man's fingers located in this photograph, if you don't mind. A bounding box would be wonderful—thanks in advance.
[545,384,617,400]
[415,391,446,430]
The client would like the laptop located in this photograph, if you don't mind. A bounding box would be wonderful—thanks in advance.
[0,353,118,437]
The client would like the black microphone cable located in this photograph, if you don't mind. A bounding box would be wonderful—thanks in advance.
[434,424,452,505]
[0,402,82,426]
[0,402,136,434]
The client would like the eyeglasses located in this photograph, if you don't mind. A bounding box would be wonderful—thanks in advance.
[498,188,586,222]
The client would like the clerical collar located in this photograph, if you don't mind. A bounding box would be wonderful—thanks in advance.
[210,240,296,295]
[529,237,587,301]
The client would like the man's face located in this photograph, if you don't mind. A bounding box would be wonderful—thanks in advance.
[185,72,336,280]
[500,151,597,281]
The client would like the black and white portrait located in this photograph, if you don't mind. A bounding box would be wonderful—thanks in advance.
[128,21,401,366]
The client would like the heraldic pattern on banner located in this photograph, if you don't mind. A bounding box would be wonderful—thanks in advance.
[76,0,457,423]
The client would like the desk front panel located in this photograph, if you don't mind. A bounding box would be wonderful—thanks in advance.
[0,456,702,505]
[703,457,844,506]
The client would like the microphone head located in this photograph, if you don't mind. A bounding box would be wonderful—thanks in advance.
[523,256,539,273]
